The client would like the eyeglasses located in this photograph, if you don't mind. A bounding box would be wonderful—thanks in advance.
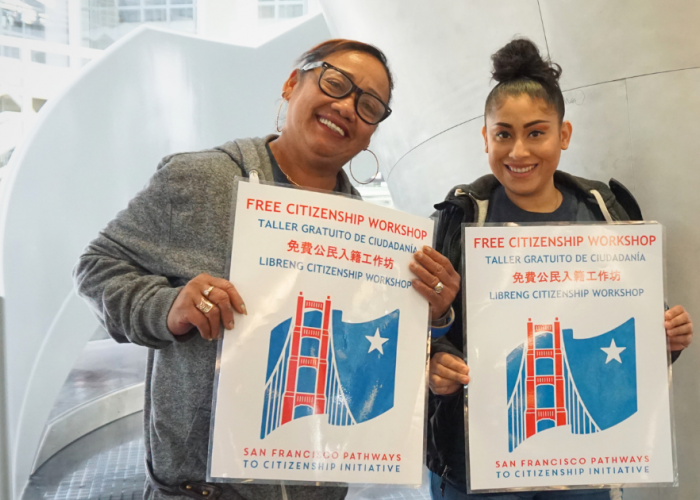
[301,61,392,125]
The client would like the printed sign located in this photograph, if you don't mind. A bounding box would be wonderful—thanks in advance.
[208,180,433,485]
[464,223,674,492]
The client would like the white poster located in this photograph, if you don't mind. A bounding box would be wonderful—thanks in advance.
[208,180,434,485]
[464,223,674,492]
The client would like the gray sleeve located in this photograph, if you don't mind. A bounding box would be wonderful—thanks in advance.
[73,158,182,349]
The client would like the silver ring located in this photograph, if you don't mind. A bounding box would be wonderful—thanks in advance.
[203,285,214,298]
[434,281,444,294]
[196,297,214,314]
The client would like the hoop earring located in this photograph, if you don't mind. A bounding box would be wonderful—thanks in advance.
[276,99,287,133]
[349,149,380,185]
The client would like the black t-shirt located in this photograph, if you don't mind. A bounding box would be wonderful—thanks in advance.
[266,142,293,186]
[485,184,600,223]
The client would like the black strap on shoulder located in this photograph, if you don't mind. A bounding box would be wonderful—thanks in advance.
[609,178,643,221]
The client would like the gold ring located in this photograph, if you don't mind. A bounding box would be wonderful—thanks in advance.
[203,286,214,298]
[434,281,444,294]
[196,297,214,314]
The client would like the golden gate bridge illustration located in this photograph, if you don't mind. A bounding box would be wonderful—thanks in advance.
[507,318,601,452]
[261,292,356,438]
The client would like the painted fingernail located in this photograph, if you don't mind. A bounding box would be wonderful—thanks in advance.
[241,304,247,315]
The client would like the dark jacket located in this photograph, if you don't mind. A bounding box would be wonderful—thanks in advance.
[426,171,645,491]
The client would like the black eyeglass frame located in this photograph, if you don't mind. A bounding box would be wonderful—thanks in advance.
[300,61,392,125]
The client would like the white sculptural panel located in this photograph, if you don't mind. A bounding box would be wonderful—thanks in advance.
[540,0,700,91]
[559,81,633,188]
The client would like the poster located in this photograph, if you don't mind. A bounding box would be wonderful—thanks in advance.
[464,223,675,492]
[208,180,434,485]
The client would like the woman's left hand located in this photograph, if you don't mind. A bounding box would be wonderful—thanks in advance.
[410,246,460,320]
[665,305,693,351]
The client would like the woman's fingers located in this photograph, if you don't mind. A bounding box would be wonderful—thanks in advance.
[410,247,460,319]
[417,246,459,280]
[166,273,247,341]
[429,376,462,395]
[209,277,247,315]
[429,353,470,395]
[665,305,693,351]
[186,305,212,341]
[207,288,236,330]
[410,263,440,290]
[432,360,470,385]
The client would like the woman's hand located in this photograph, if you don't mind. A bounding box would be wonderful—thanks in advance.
[167,273,247,341]
[410,246,460,320]
[430,352,470,395]
[665,305,693,351]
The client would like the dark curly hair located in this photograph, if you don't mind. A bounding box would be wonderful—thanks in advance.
[485,38,565,122]
[296,39,394,104]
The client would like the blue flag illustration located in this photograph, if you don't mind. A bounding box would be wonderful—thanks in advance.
[260,292,400,439]
[327,309,399,424]
[506,317,638,451]
[562,318,637,431]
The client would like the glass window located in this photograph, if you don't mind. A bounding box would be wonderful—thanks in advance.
[144,9,167,22]
[31,50,47,63]
[119,10,141,23]
[118,0,141,6]
[144,0,166,4]
[279,5,303,18]
[1,46,20,59]
[170,0,194,4]
[170,8,193,21]
[258,0,306,21]
[258,5,275,19]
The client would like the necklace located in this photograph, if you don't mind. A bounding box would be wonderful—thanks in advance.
[277,163,300,186]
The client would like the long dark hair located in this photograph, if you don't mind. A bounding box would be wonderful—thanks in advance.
[485,38,565,122]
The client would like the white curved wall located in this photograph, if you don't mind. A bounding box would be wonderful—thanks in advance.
[0,16,330,498]
[321,2,700,499]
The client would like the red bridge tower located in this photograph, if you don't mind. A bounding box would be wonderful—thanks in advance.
[525,318,567,438]
[281,292,331,424]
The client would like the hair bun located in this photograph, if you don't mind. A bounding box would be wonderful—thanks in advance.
[491,38,562,88]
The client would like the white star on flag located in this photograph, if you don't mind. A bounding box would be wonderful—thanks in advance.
[601,339,626,364]
[365,328,389,355]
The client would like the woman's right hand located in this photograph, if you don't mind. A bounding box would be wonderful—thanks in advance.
[166,273,247,341]
[429,352,470,395]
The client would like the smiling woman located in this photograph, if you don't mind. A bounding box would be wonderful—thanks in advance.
[72,37,459,500]
[426,38,694,500]
[269,39,393,191]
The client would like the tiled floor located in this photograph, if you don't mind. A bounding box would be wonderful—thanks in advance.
[23,412,430,500]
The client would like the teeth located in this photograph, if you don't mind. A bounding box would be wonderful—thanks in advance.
[509,165,536,173]
[319,117,345,137]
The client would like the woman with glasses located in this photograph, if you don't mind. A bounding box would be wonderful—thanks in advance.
[426,38,693,500]
[73,38,459,500]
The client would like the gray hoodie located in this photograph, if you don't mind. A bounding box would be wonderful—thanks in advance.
[73,136,356,500]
